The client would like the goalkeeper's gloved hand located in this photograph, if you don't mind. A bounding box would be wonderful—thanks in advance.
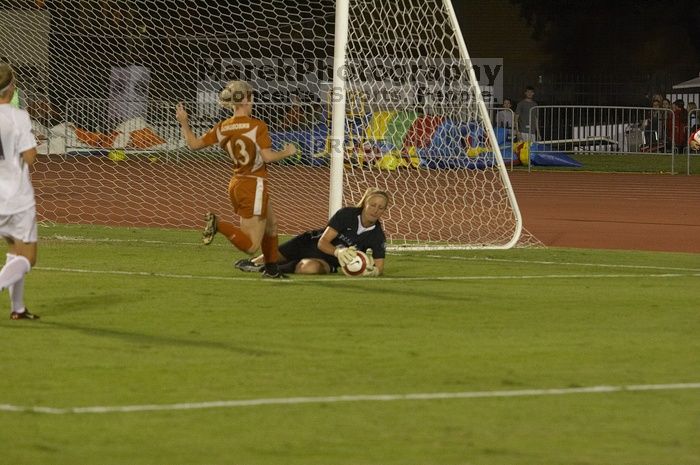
[362,248,380,277]
[334,246,357,266]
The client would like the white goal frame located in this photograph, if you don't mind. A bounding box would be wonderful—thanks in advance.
[328,0,522,250]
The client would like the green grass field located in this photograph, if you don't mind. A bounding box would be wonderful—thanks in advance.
[514,152,700,174]
[2,224,699,465]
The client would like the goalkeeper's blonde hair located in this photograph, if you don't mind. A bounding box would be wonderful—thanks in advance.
[219,80,253,110]
[356,187,391,209]
[0,63,15,97]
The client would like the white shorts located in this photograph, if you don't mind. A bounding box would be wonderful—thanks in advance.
[0,206,38,243]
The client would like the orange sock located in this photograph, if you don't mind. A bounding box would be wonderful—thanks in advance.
[261,234,279,264]
[217,221,253,253]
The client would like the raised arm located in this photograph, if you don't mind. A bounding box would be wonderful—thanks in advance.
[260,143,296,163]
[176,102,209,150]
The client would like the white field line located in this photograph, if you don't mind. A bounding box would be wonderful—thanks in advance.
[44,234,216,248]
[2,382,699,415]
[419,254,700,273]
[43,235,700,273]
[32,266,700,282]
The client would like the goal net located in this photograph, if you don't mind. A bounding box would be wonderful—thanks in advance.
[3,0,521,249]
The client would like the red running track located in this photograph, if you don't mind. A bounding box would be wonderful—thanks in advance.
[509,172,700,253]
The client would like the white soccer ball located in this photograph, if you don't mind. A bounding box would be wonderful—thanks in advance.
[341,251,368,277]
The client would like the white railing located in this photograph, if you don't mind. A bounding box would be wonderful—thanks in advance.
[525,105,692,173]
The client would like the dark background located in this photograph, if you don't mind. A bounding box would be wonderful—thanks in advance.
[6,0,699,112]
[455,0,700,105]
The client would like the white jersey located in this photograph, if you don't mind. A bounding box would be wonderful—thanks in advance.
[0,104,36,214]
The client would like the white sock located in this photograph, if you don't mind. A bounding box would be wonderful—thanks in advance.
[0,256,31,306]
[6,254,25,313]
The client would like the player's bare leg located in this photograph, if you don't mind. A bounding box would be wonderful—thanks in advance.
[260,207,285,278]
[2,238,39,320]
[295,258,330,275]
[238,215,266,253]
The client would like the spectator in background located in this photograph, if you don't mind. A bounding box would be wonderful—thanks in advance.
[495,97,514,128]
[656,97,673,148]
[687,101,697,127]
[650,93,664,105]
[641,97,664,149]
[515,86,539,142]
[668,99,688,150]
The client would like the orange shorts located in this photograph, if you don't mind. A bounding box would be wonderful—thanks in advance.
[228,176,269,219]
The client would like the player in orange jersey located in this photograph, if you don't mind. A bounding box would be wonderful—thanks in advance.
[176,81,296,278]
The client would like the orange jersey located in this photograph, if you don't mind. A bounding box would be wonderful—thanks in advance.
[202,115,272,177]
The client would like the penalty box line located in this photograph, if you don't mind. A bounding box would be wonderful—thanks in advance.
[32,266,700,282]
[2,382,699,415]
[42,235,700,273]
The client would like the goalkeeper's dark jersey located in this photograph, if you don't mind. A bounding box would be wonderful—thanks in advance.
[326,207,386,259]
[277,207,386,272]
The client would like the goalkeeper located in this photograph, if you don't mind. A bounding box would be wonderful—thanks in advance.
[236,188,389,277]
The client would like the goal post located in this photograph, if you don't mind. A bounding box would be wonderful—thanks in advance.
[335,0,522,249]
[442,0,522,249]
[4,0,522,250]
[329,0,351,218]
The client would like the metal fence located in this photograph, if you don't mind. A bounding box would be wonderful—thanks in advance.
[528,106,674,153]
[44,99,700,174]
[687,109,700,174]
[59,98,324,162]
[523,105,696,173]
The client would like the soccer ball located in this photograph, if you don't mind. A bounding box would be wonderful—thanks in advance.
[341,251,368,277]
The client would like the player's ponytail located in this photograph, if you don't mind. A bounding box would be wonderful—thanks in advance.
[0,63,15,97]
[356,187,391,209]
[219,80,253,110]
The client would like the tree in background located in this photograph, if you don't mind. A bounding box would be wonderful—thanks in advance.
[508,0,700,76]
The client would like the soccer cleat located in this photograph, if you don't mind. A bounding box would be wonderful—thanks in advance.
[261,263,288,279]
[202,212,218,245]
[10,309,39,320]
[234,258,264,273]
[262,270,289,279]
